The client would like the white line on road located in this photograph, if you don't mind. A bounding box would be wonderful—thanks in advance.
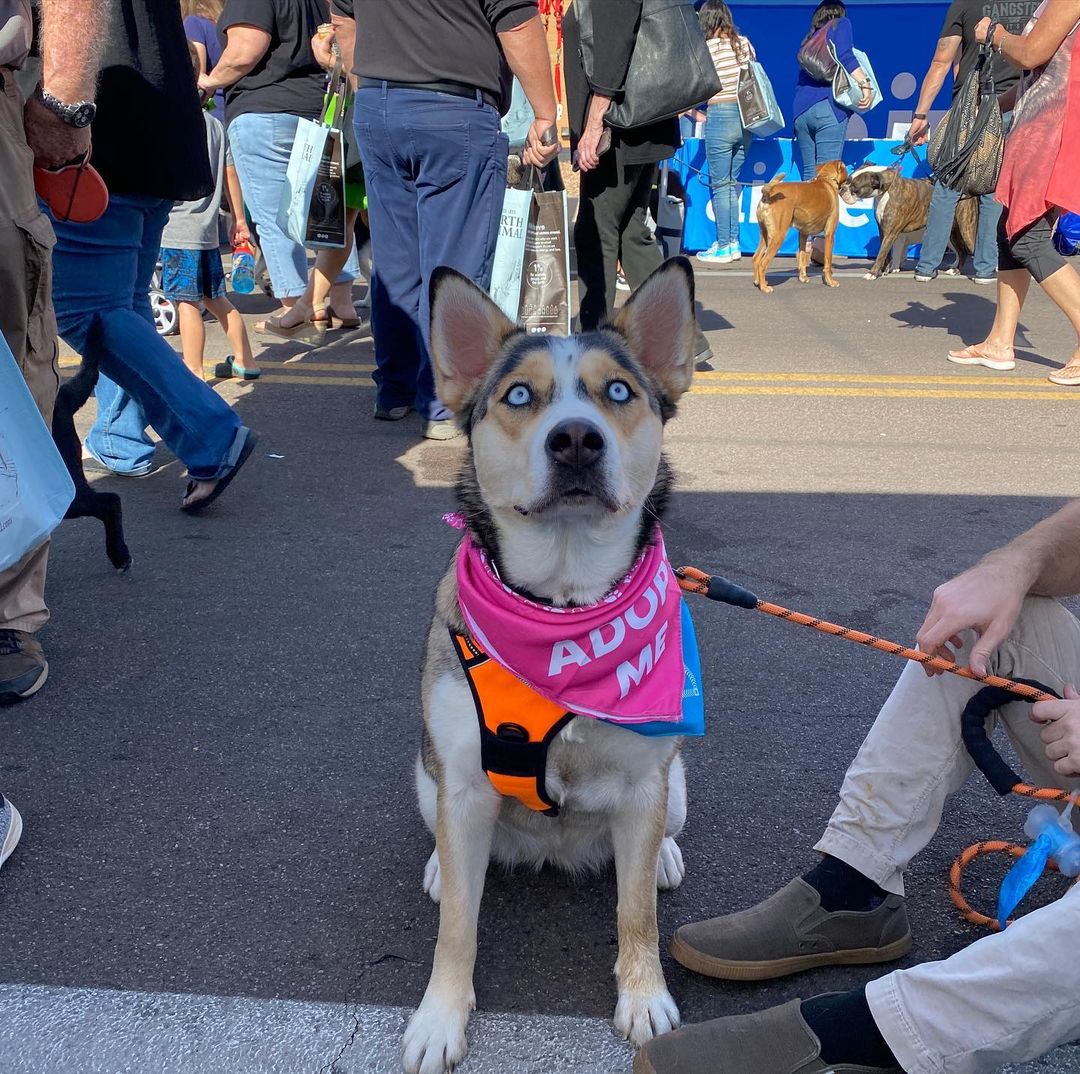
[0,983,634,1074]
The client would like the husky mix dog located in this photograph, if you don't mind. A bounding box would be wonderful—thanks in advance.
[404,258,699,1074]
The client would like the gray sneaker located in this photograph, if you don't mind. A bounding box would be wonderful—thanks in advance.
[0,630,48,705]
[671,877,911,981]
[1,797,22,871]
[634,998,902,1074]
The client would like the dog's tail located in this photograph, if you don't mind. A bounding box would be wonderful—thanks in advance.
[761,173,787,202]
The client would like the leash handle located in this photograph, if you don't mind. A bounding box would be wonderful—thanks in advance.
[675,566,1056,704]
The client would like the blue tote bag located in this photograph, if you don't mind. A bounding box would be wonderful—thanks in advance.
[0,332,74,572]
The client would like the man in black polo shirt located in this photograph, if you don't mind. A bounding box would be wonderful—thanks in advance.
[908,0,1040,285]
[327,0,559,440]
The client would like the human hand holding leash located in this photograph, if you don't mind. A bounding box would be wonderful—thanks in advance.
[24,95,91,168]
[908,115,930,146]
[915,554,1032,677]
[1032,685,1080,777]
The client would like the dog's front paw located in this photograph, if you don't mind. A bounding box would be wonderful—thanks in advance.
[863,271,878,281]
[423,849,442,904]
[656,837,685,891]
[614,988,680,1045]
[402,999,469,1074]
[825,278,840,288]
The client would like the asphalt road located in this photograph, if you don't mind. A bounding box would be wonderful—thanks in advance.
[2,260,1078,1073]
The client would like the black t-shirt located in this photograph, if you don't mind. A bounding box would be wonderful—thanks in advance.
[219,0,328,125]
[91,0,212,201]
[940,0,1041,98]
[331,0,536,108]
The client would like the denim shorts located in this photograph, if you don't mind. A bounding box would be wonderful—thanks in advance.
[160,247,226,303]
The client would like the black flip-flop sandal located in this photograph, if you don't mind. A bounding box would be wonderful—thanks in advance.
[213,355,261,380]
[181,429,258,515]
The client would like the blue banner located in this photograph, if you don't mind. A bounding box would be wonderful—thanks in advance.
[666,138,934,257]
[727,1,952,140]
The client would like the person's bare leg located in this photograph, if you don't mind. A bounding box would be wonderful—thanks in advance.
[324,208,361,322]
[1039,263,1080,365]
[205,295,256,371]
[949,268,1029,362]
[177,300,207,379]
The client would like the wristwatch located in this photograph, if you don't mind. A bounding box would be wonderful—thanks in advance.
[35,86,97,128]
[913,113,928,120]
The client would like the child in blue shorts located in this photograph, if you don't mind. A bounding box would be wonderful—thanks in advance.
[161,44,258,381]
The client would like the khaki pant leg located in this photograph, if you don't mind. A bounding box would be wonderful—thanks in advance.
[0,69,60,633]
[815,597,1080,895]
[867,884,1080,1074]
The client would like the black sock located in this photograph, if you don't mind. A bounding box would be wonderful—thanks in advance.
[803,854,889,912]
[802,987,899,1069]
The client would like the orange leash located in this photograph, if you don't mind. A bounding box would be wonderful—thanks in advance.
[675,564,1076,930]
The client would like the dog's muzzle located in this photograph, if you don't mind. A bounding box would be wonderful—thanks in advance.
[545,419,605,472]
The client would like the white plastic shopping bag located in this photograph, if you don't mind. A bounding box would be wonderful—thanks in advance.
[0,332,74,573]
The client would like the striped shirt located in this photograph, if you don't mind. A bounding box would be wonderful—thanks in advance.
[707,34,755,104]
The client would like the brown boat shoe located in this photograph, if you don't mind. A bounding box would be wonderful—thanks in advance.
[671,877,911,981]
[634,997,902,1074]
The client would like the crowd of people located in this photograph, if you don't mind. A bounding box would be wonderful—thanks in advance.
[3,2,1080,1073]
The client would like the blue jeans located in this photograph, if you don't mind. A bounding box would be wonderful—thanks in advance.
[914,184,1002,278]
[355,85,507,420]
[705,102,749,247]
[48,193,243,481]
[793,99,849,179]
[228,112,358,299]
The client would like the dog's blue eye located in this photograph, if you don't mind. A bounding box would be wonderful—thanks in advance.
[505,385,532,407]
[607,380,632,403]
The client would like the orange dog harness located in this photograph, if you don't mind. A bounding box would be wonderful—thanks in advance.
[451,631,573,816]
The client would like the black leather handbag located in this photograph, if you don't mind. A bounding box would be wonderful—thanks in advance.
[576,0,721,130]
[928,44,1005,196]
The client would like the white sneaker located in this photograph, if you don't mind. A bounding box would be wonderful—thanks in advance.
[1,797,22,871]
[726,244,742,262]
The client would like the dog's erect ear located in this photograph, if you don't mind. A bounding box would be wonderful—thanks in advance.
[429,268,518,413]
[611,257,696,402]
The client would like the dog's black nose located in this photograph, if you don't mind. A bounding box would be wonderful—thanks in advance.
[546,420,606,470]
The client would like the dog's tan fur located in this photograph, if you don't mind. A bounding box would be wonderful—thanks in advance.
[403,261,698,1074]
[753,160,849,293]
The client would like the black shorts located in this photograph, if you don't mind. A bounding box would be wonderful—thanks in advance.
[998,209,1067,283]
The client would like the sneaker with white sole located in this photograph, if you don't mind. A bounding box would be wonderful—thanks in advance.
[947,345,1015,371]
[726,244,742,262]
[914,270,938,282]
[696,242,734,266]
[973,275,997,286]
[1,797,22,871]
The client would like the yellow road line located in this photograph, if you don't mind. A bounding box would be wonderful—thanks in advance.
[693,371,1051,386]
[689,385,1080,401]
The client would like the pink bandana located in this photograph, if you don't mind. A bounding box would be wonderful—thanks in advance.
[455,527,684,723]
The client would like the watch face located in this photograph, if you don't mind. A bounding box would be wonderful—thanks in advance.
[71,103,96,128]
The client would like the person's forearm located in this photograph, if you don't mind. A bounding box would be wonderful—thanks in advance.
[40,0,109,101]
[586,91,611,130]
[203,53,259,92]
[913,59,951,117]
[499,15,556,122]
[984,501,1080,597]
[225,164,245,227]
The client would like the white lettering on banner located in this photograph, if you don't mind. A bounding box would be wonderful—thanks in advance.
[589,618,625,659]
[617,644,654,699]
[547,563,675,700]
[838,199,872,228]
[548,640,590,676]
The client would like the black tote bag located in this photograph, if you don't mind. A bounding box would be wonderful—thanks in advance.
[576,0,721,130]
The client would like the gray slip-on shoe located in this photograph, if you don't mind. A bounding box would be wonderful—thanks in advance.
[634,997,902,1074]
[671,877,911,981]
